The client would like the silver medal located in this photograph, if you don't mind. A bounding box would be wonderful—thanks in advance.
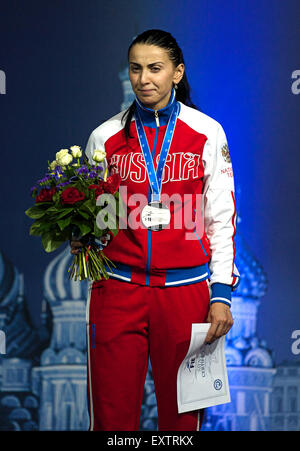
[141,201,171,231]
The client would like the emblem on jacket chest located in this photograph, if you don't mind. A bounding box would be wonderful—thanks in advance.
[221,144,231,163]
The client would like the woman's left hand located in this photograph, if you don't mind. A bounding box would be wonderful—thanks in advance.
[205,303,234,344]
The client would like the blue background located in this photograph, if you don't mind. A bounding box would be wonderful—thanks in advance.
[0,0,299,366]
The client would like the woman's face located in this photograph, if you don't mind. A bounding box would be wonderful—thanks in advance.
[128,43,184,110]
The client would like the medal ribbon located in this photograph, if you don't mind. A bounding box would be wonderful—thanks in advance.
[135,101,179,203]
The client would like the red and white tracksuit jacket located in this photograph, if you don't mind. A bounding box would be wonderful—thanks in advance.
[84,93,240,431]
[85,94,240,307]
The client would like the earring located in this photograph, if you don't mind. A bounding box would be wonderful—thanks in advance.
[174,84,178,90]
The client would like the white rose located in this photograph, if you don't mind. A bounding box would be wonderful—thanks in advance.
[56,153,73,166]
[70,145,82,158]
[92,149,106,163]
[56,149,69,160]
[49,160,58,171]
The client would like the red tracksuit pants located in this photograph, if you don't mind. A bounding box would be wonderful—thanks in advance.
[86,277,210,431]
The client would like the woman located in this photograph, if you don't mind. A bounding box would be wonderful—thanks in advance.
[71,29,240,431]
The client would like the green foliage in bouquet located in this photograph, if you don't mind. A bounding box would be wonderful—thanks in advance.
[25,146,125,281]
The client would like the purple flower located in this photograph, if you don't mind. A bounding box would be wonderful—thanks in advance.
[76,166,88,175]
[53,174,65,181]
[57,181,71,189]
[68,176,79,182]
[37,175,52,185]
[54,165,64,174]
[88,171,97,179]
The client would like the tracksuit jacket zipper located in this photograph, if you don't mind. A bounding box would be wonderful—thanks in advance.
[146,110,159,285]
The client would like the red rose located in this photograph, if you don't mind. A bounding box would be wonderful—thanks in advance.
[35,187,56,203]
[88,182,105,198]
[61,187,85,205]
[104,174,121,194]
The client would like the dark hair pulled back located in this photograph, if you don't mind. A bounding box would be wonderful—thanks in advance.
[122,29,198,140]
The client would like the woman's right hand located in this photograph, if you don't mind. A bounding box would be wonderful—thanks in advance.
[70,234,112,255]
[70,240,84,255]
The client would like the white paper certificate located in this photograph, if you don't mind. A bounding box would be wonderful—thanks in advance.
[177,323,231,413]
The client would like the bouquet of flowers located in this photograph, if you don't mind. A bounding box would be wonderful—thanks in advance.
[25,145,123,281]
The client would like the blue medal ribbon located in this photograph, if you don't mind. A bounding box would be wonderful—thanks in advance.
[135,99,179,203]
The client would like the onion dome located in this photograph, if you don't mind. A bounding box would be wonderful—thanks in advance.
[43,245,88,304]
[225,344,243,366]
[226,336,274,368]
[234,231,268,300]
[243,337,274,368]
[41,347,85,366]
[233,186,268,300]
[0,249,47,361]
[0,395,39,431]
[0,250,20,322]
[42,245,88,354]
